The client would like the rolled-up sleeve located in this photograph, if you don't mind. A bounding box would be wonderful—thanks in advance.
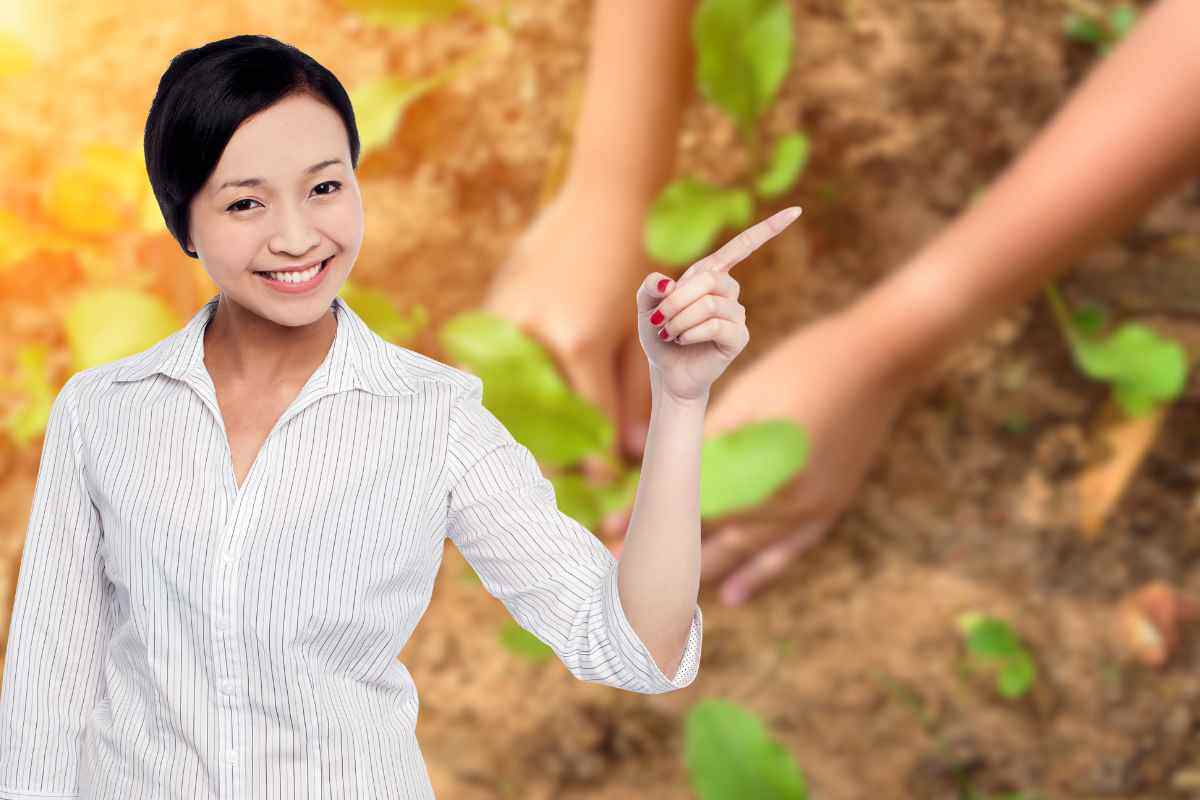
[0,374,116,798]
[444,375,702,694]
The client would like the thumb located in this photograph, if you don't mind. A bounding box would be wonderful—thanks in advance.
[617,332,652,460]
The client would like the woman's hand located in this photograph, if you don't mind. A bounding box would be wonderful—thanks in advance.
[609,304,917,608]
[636,207,802,402]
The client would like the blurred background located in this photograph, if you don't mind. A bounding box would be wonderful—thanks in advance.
[2,1,1200,798]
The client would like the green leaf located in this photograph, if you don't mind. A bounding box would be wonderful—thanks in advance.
[754,132,809,199]
[593,466,642,519]
[693,0,794,132]
[645,178,753,266]
[962,617,1020,659]
[1108,4,1139,38]
[64,288,179,373]
[684,699,808,799]
[351,74,441,156]
[338,0,463,27]
[439,311,613,467]
[1062,12,1106,43]
[1071,323,1189,417]
[498,620,554,662]
[699,419,809,518]
[547,472,605,531]
[958,613,1037,699]
[997,651,1036,699]
[1069,302,1107,337]
[337,281,428,343]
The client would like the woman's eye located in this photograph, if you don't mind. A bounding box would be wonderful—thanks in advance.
[226,180,343,214]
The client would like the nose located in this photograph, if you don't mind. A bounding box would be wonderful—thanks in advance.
[269,200,323,258]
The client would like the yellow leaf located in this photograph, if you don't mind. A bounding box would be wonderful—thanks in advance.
[339,0,463,27]
[43,143,145,236]
[1073,401,1166,538]
[64,287,180,372]
[0,343,54,446]
[351,75,439,156]
[0,31,34,77]
[0,209,41,272]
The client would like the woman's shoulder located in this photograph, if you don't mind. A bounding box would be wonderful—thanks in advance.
[377,341,481,400]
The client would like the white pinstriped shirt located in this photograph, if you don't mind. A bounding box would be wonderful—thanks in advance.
[0,293,703,799]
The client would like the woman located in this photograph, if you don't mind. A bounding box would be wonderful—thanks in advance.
[0,35,798,798]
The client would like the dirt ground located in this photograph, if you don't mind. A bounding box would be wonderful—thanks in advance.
[3,0,1199,798]
[397,1,1200,798]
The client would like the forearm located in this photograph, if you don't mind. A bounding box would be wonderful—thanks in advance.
[617,377,706,679]
[845,0,1200,385]
[566,0,696,217]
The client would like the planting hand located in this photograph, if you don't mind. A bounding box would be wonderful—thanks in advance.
[482,183,655,473]
[695,310,914,606]
[637,207,801,403]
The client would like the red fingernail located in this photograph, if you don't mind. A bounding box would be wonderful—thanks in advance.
[649,309,664,325]
[659,328,669,340]
[657,278,670,292]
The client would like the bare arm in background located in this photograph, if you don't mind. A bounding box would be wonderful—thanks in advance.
[483,0,696,473]
[694,0,1200,606]
[856,0,1200,383]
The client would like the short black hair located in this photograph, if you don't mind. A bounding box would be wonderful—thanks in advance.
[143,34,360,259]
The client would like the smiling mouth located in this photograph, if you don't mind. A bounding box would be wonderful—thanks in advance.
[254,257,331,275]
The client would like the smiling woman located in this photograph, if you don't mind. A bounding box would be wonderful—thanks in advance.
[0,30,708,800]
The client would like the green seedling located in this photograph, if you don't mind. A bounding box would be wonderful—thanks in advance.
[342,0,514,156]
[645,0,809,266]
[684,698,809,799]
[1062,2,1138,54]
[955,612,1037,700]
[1045,284,1189,418]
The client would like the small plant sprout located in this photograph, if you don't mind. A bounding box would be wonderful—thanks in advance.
[956,612,1037,700]
[1045,284,1189,418]
[1062,1,1139,54]
[645,0,809,267]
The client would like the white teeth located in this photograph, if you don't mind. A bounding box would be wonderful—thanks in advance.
[264,260,323,283]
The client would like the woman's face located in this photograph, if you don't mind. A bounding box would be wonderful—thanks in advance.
[186,92,363,324]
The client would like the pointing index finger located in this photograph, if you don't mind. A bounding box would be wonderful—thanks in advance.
[685,206,802,281]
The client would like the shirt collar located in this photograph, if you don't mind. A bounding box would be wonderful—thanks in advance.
[112,293,417,397]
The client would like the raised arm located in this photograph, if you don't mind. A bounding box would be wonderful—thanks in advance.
[0,374,117,799]
[443,375,702,694]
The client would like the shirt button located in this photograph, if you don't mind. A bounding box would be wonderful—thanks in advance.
[221,679,236,695]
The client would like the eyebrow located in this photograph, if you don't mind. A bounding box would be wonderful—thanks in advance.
[216,159,345,194]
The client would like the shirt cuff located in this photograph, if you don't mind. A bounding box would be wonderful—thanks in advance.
[602,559,703,693]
